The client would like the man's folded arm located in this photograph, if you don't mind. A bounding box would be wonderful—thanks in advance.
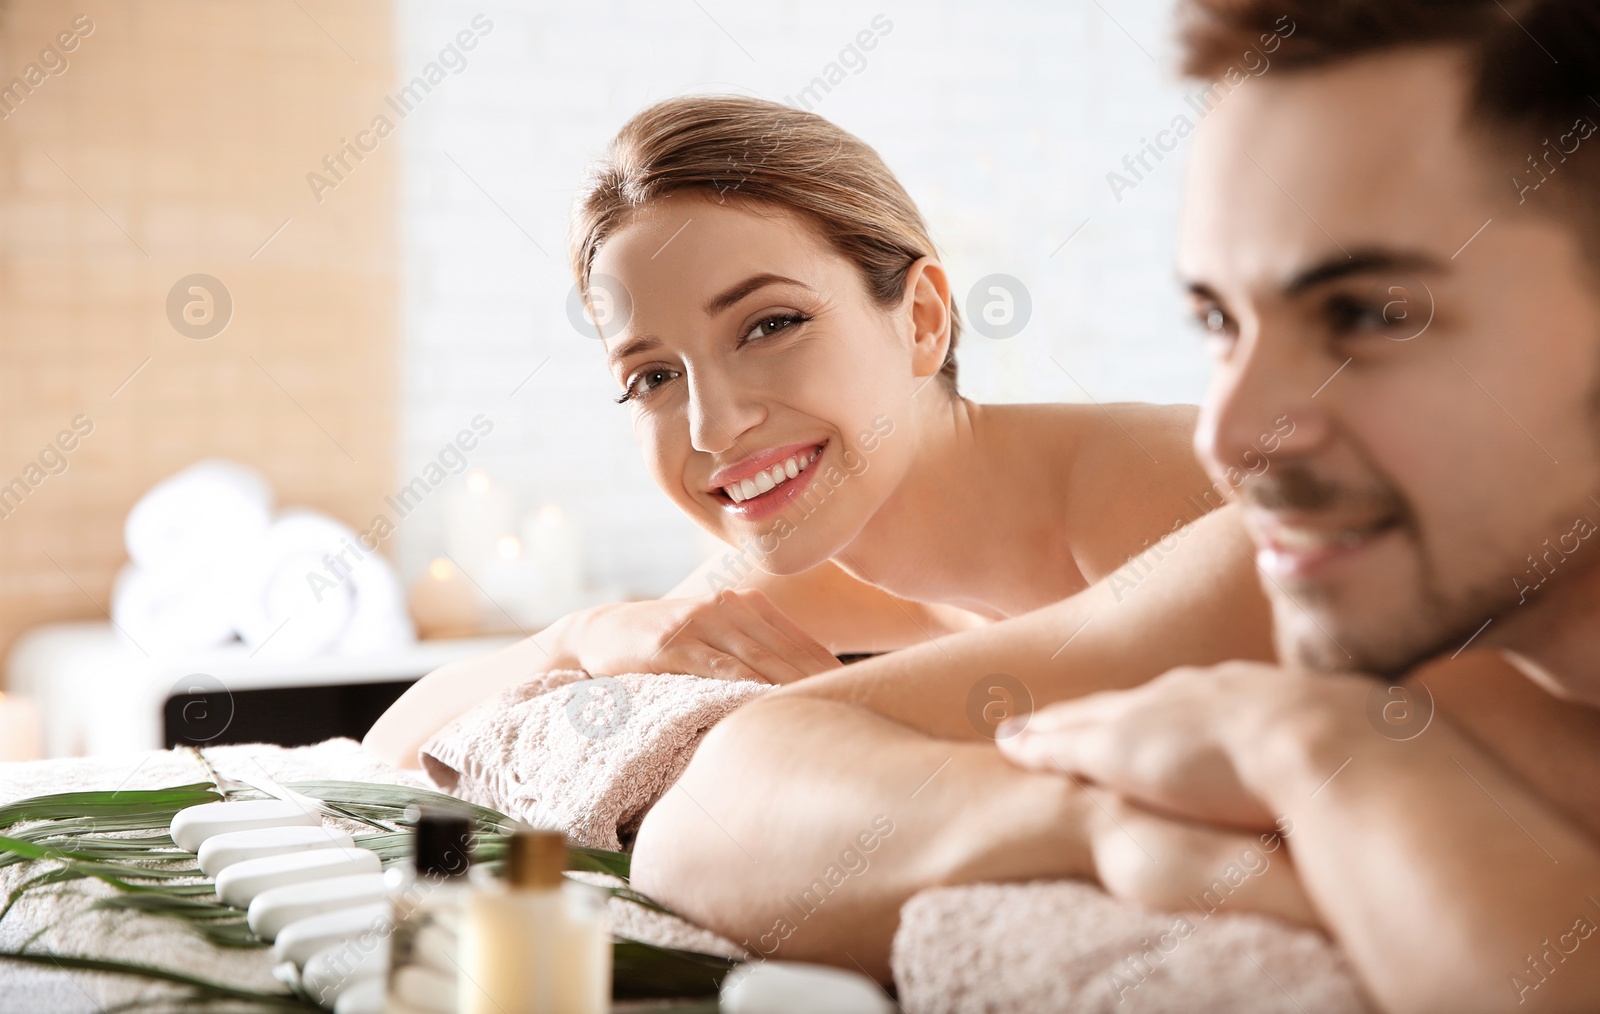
[782,504,1275,741]
[1246,703,1600,1014]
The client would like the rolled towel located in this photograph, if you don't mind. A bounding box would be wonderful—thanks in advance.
[234,509,414,661]
[124,460,273,575]
[111,561,239,654]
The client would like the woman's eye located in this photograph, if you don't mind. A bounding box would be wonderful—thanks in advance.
[743,313,809,342]
[617,366,681,404]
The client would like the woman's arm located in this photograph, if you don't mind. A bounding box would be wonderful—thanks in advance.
[663,554,990,655]
[363,554,989,769]
[631,694,1097,980]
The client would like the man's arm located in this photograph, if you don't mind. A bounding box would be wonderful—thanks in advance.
[1254,691,1600,1012]
[780,503,1274,740]
[1002,660,1600,1013]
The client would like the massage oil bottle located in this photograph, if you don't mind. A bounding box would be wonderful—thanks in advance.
[457,829,611,1014]
[385,807,474,1014]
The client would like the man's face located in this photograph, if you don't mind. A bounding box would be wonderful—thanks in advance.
[1180,47,1600,675]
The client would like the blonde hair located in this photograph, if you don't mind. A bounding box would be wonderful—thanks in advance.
[570,95,961,391]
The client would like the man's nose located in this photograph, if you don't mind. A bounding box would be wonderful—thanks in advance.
[1195,323,1331,479]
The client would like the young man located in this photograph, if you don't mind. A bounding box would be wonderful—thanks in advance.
[999,2,1600,1011]
[635,3,1600,1008]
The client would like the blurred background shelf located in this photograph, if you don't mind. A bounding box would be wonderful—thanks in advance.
[6,622,515,757]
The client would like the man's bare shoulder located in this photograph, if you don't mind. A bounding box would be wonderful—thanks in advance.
[1410,651,1600,840]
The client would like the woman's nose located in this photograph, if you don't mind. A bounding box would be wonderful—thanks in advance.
[686,366,766,454]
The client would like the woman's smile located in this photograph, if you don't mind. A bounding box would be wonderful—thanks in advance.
[709,440,827,519]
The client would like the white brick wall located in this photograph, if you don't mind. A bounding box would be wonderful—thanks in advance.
[393,0,1202,600]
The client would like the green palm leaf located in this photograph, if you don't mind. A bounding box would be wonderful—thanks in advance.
[0,779,734,1002]
[0,949,318,1011]
[0,784,221,828]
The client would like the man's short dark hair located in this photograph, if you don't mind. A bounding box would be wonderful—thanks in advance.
[1178,1,1600,233]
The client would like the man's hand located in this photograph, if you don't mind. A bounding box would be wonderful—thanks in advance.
[997,661,1368,831]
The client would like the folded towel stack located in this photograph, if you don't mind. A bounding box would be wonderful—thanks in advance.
[111,459,414,660]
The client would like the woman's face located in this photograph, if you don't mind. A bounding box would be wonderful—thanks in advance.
[590,192,938,575]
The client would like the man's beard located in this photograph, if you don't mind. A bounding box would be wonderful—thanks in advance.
[1273,558,1523,678]
[1241,462,1583,678]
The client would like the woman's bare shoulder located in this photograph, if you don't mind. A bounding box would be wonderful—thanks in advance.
[990,400,1200,437]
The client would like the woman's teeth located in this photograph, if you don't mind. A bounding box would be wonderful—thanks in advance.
[723,447,820,504]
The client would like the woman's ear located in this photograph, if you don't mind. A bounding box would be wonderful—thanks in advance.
[903,257,952,380]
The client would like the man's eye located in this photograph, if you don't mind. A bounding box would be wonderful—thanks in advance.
[743,313,809,342]
[1194,304,1235,339]
[1326,295,1394,334]
[616,366,681,404]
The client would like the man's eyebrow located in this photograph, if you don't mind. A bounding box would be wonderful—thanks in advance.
[1183,248,1448,304]
[1282,248,1447,296]
[605,333,661,367]
[702,273,811,316]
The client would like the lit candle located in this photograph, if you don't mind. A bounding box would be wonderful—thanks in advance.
[443,470,515,572]
[521,504,585,624]
[407,557,483,639]
[0,692,43,762]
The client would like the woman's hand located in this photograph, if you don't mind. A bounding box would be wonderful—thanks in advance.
[550,588,844,684]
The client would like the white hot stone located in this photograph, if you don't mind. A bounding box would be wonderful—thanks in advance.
[303,938,388,1006]
[170,799,320,853]
[216,847,381,908]
[197,824,355,877]
[247,872,388,940]
[332,975,387,1014]
[720,960,893,1014]
[273,902,392,966]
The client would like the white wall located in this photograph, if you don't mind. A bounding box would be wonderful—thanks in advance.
[393,0,1205,600]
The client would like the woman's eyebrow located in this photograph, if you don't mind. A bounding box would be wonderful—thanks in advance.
[605,333,661,368]
[702,273,811,315]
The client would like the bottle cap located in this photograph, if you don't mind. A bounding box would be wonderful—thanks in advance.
[411,806,473,879]
[507,829,567,889]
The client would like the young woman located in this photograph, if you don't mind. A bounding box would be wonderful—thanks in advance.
[365,95,1276,768]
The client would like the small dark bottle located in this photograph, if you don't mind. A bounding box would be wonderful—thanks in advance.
[384,806,474,1013]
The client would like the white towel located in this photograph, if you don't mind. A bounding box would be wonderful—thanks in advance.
[110,561,240,654]
[233,510,414,661]
[113,460,272,653]
[123,460,273,575]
